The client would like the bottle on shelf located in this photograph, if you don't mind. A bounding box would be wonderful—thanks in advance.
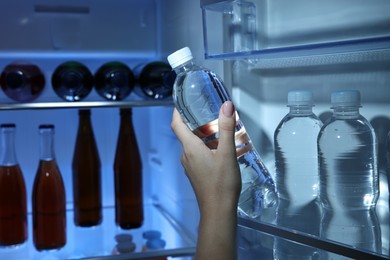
[52,61,94,102]
[0,62,45,102]
[0,124,28,247]
[111,233,136,255]
[167,47,277,218]
[387,130,390,210]
[317,90,381,258]
[142,230,167,260]
[94,62,135,101]
[114,108,143,229]
[273,90,322,259]
[133,61,176,100]
[32,125,66,251]
[72,109,102,227]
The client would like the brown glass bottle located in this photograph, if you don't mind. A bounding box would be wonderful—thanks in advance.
[72,109,102,227]
[0,124,28,246]
[32,125,66,251]
[114,108,143,229]
[0,62,45,102]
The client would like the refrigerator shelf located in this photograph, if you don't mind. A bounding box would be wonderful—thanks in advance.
[0,100,174,111]
[0,203,196,259]
[201,0,390,60]
[238,206,389,260]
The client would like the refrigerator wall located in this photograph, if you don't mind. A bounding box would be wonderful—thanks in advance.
[202,0,390,259]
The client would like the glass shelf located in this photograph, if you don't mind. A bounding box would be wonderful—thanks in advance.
[201,0,390,60]
[0,203,196,259]
[0,100,174,111]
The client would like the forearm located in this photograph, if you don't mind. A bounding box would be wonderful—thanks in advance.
[195,204,238,260]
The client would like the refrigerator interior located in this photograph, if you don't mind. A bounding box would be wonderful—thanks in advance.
[0,0,225,259]
[202,0,390,259]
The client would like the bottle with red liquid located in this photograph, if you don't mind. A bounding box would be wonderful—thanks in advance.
[94,62,135,101]
[133,61,175,100]
[0,62,45,102]
[32,125,66,251]
[114,108,143,229]
[0,124,28,247]
[72,109,102,227]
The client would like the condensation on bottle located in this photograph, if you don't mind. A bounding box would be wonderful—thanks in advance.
[0,124,28,247]
[52,61,94,102]
[273,90,322,260]
[94,62,135,101]
[167,47,277,218]
[318,90,381,258]
[0,62,45,102]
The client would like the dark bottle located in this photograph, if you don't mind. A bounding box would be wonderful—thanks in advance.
[0,124,28,246]
[94,62,135,101]
[32,125,66,251]
[72,109,102,227]
[0,62,45,102]
[52,61,94,101]
[114,108,143,229]
[134,61,175,100]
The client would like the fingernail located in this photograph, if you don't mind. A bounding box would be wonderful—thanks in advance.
[222,101,234,117]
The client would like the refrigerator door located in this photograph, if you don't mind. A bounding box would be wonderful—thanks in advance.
[201,0,390,259]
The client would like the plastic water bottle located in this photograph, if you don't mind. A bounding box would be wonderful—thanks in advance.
[167,47,277,218]
[273,90,322,260]
[387,130,390,210]
[318,90,381,258]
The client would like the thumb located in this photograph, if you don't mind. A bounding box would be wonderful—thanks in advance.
[217,101,237,155]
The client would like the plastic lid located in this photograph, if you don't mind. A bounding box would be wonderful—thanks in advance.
[287,90,313,106]
[167,47,193,69]
[116,241,136,253]
[146,238,166,250]
[142,230,162,240]
[331,90,361,108]
[115,233,133,243]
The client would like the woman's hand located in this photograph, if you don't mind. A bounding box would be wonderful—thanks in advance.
[171,100,241,260]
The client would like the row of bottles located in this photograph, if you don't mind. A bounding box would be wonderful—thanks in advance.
[0,61,175,102]
[273,89,382,259]
[0,108,143,251]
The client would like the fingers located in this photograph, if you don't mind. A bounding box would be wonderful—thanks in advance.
[217,101,237,155]
[171,108,194,146]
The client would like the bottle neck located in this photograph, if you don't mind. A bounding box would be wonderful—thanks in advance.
[39,126,55,161]
[0,126,18,166]
[172,59,196,75]
[332,105,360,119]
[79,110,92,131]
[288,105,313,116]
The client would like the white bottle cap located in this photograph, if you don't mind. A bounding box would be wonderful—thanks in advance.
[331,90,361,108]
[287,90,313,106]
[167,47,193,69]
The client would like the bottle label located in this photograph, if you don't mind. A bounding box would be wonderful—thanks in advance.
[192,112,253,157]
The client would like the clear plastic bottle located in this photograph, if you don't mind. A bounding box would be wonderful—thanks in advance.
[94,62,135,101]
[52,61,94,101]
[273,90,322,260]
[32,125,66,251]
[0,124,28,247]
[0,62,45,102]
[72,109,102,227]
[318,90,381,258]
[167,47,277,218]
[387,130,390,211]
